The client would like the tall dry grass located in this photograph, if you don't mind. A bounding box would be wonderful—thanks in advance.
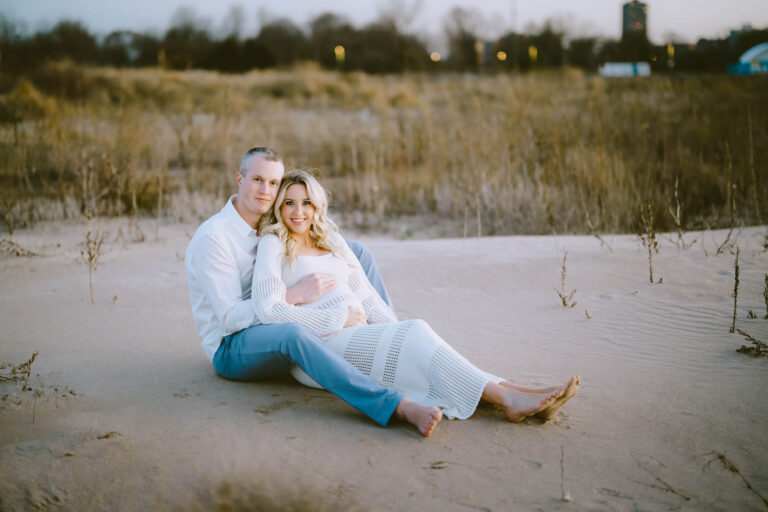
[1,61,766,236]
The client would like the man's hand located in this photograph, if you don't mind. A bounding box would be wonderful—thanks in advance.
[344,306,367,328]
[285,273,337,305]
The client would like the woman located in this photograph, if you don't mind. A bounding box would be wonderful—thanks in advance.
[252,170,579,423]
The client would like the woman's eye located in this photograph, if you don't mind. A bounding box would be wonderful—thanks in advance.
[303,201,312,206]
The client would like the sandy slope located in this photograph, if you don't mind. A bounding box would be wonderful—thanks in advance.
[1,219,767,511]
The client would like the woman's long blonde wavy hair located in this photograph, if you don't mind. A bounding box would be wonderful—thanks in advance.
[259,170,348,269]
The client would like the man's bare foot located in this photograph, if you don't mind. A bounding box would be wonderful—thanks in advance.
[501,376,580,421]
[502,387,564,423]
[395,398,442,437]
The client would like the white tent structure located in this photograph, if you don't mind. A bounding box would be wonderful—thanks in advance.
[729,42,768,74]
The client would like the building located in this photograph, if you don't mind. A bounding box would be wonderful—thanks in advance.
[622,1,648,40]
[599,62,651,77]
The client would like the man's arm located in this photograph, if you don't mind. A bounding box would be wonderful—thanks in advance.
[187,232,257,335]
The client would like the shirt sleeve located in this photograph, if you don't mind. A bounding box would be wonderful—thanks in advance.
[341,240,398,324]
[187,232,257,335]
[252,235,348,337]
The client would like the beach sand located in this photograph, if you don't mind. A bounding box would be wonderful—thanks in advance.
[1,219,767,511]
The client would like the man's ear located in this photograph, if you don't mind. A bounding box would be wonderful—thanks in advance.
[235,172,242,186]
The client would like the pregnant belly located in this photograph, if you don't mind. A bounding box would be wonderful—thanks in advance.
[303,283,362,312]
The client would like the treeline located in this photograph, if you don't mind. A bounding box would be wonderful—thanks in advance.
[1,7,766,76]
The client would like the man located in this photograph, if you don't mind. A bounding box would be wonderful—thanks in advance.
[185,147,442,436]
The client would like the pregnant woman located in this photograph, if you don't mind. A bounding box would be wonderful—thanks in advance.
[251,170,579,423]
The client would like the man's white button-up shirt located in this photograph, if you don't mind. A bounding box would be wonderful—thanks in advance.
[186,196,260,361]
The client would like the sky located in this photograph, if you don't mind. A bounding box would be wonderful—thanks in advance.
[3,0,767,45]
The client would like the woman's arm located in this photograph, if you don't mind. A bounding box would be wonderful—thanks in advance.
[252,235,348,337]
[341,240,398,325]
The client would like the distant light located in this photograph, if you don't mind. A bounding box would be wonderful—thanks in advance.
[496,51,507,61]
[334,45,345,58]
[528,45,538,62]
[430,52,441,62]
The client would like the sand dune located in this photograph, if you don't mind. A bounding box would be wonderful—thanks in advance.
[1,220,767,511]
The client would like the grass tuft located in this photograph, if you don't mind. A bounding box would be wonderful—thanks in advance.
[639,201,660,284]
[80,209,104,304]
[554,252,577,308]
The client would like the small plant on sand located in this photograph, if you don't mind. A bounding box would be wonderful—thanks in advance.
[704,451,768,507]
[639,201,660,284]
[667,178,696,251]
[3,199,14,240]
[747,108,763,225]
[735,329,768,357]
[729,247,740,333]
[554,252,577,308]
[763,274,768,319]
[0,239,39,257]
[716,154,739,255]
[0,350,39,389]
[80,209,104,304]
[584,208,613,252]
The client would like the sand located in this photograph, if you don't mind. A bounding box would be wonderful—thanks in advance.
[1,218,767,511]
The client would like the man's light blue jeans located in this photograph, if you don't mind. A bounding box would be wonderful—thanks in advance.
[212,241,401,427]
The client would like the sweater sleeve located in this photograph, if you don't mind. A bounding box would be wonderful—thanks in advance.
[341,240,398,325]
[252,235,348,337]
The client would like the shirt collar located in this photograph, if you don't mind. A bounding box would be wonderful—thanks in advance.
[224,195,259,238]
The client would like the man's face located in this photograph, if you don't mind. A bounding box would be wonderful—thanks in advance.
[236,157,284,220]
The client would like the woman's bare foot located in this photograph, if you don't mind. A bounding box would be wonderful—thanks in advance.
[500,386,564,423]
[535,376,579,420]
[501,376,581,421]
[395,398,442,437]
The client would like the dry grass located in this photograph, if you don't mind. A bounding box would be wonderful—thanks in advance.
[1,63,766,236]
[729,247,740,334]
[554,252,577,308]
[80,209,104,304]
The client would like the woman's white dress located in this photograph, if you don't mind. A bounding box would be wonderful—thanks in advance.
[251,234,501,419]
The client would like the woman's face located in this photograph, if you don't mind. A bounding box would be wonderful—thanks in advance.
[280,183,315,236]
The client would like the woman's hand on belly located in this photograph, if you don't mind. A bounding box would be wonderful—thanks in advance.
[344,305,368,327]
[285,272,337,305]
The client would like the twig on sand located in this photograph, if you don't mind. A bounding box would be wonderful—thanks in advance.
[762,274,768,319]
[635,460,691,501]
[585,209,613,252]
[0,350,39,387]
[730,247,740,333]
[0,238,40,257]
[704,451,768,509]
[560,445,571,502]
[735,329,768,357]
[667,177,697,251]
